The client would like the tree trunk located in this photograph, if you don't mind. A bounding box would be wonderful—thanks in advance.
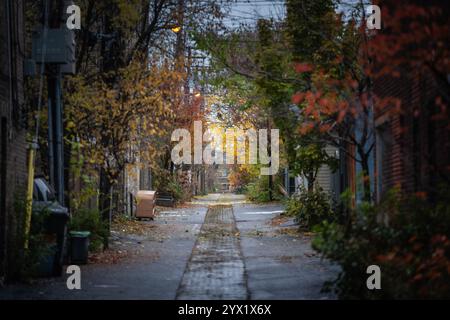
[267,118,273,201]
[360,156,372,202]
[268,175,273,201]
[99,167,112,249]
[307,172,314,192]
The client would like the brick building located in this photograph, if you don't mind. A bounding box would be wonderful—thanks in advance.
[373,1,450,202]
[333,1,450,205]
[374,72,450,200]
[0,0,28,280]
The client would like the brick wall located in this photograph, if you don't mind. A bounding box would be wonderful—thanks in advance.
[0,0,28,280]
[374,69,450,198]
[373,0,450,202]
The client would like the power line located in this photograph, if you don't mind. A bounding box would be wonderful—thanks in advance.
[231,1,285,3]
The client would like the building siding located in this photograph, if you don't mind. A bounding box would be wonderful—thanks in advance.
[316,145,337,195]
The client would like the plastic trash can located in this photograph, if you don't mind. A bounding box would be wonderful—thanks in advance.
[69,231,90,264]
[32,177,70,276]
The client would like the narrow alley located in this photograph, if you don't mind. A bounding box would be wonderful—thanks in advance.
[0,194,336,300]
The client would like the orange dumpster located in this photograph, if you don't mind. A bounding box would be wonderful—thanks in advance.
[135,190,156,219]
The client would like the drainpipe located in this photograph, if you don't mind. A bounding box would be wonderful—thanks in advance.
[24,0,50,249]
[24,141,38,249]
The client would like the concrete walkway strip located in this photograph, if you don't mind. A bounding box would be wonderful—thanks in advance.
[242,210,285,215]
[176,204,248,300]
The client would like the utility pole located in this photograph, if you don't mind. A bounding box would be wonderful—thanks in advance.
[47,66,64,204]
[174,0,185,64]
[46,0,66,205]
[172,0,185,178]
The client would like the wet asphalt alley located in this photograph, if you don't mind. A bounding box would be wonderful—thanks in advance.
[0,193,337,300]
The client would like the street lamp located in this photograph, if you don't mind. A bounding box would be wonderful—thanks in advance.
[171,26,181,33]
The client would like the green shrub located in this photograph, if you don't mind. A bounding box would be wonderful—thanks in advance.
[166,177,184,201]
[285,186,335,230]
[10,193,53,280]
[153,170,188,202]
[246,182,270,202]
[312,188,450,299]
[233,185,246,194]
[245,176,283,203]
[69,208,108,252]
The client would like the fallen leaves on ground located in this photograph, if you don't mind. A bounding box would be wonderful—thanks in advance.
[276,255,294,264]
[302,232,315,237]
[277,227,301,237]
[270,214,291,227]
[250,230,265,237]
[112,215,155,236]
[88,214,176,265]
[304,251,318,258]
[89,249,130,265]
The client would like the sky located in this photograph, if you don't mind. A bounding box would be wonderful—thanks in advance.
[223,0,364,28]
[224,0,287,28]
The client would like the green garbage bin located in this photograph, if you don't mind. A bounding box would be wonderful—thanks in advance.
[69,231,90,264]
[32,177,70,276]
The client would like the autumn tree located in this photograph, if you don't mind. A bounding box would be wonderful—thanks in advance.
[289,0,450,201]
[62,0,231,243]
[286,0,380,202]
[66,57,181,203]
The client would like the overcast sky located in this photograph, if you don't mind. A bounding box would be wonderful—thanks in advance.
[224,0,286,28]
[223,0,364,28]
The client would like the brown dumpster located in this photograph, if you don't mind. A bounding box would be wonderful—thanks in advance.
[135,190,156,219]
